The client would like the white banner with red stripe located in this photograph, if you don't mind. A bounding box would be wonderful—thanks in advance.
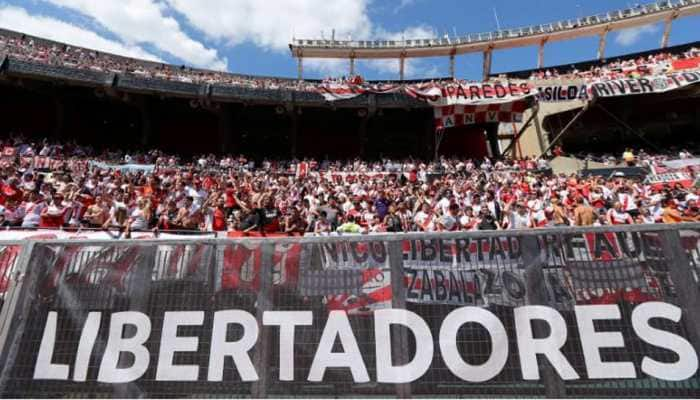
[434,101,529,129]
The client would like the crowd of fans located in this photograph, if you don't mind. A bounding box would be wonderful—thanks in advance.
[524,47,700,81]
[0,135,697,237]
[2,30,698,95]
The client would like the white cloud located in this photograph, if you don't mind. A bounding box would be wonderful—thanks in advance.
[1,0,441,78]
[166,0,373,50]
[43,0,227,70]
[0,5,162,62]
[166,0,438,77]
[614,24,659,46]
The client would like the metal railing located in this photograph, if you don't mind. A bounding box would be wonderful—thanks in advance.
[291,0,699,50]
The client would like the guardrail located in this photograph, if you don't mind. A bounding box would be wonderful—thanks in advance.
[0,223,698,397]
[291,0,699,51]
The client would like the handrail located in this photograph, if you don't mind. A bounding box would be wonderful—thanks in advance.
[290,0,699,52]
[3,222,699,247]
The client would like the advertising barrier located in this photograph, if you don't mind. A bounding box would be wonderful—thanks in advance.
[0,225,698,397]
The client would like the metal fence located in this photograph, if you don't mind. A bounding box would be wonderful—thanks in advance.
[0,224,698,398]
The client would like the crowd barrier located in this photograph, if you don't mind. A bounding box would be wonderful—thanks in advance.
[0,224,698,398]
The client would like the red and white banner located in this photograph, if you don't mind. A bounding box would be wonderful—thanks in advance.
[316,82,401,102]
[405,81,534,106]
[434,101,529,129]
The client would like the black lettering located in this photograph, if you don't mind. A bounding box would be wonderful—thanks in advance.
[482,84,494,99]
[476,238,486,261]
[406,269,419,299]
[460,270,477,304]
[626,79,641,93]
[420,239,437,261]
[494,84,507,98]
[489,237,506,260]
[639,78,653,93]
[567,85,577,100]
[455,238,471,263]
[593,83,610,96]
[456,85,468,99]
[448,271,463,302]
[439,239,452,263]
[610,80,627,94]
[420,269,434,300]
[519,82,531,94]
[542,86,553,101]
[434,270,447,301]
[682,72,699,83]
[508,83,520,96]
[469,85,481,99]
[508,236,521,259]
[478,269,497,294]
[547,272,572,304]
[578,85,589,99]
[594,233,618,259]
[616,231,641,257]
[502,271,526,300]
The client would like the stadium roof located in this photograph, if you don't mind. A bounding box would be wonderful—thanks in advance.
[289,0,700,59]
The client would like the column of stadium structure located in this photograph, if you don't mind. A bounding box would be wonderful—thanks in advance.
[349,54,356,77]
[251,242,275,398]
[658,230,700,360]
[511,88,587,158]
[449,50,456,79]
[482,45,493,81]
[597,27,609,60]
[542,99,593,156]
[661,10,679,48]
[295,48,304,80]
[485,124,500,158]
[500,103,540,158]
[388,240,412,398]
[537,39,547,69]
[399,52,406,80]
[521,235,565,397]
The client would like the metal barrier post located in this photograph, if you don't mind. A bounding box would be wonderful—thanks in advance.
[521,236,566,398]
[0,243,45,392]
[0,243,34,359]
[251,242,275,398]
[114,244,156,398]
[388,240,412,398]
[659,230,700,354]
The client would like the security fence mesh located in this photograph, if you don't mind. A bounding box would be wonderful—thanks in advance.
[0,225,697,398]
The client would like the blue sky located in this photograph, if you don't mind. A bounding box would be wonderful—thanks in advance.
[0,0,698,80]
